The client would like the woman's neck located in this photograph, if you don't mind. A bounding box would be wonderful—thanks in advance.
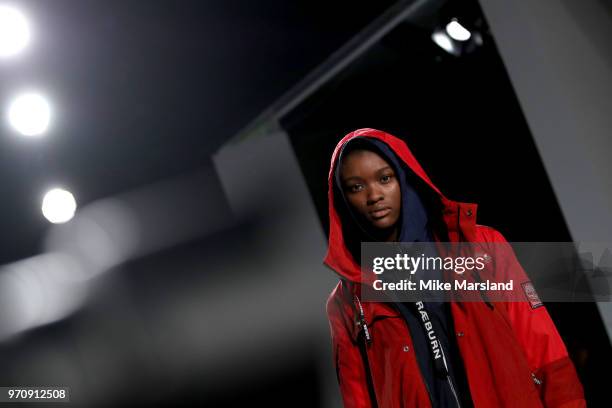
[382,226,399,242]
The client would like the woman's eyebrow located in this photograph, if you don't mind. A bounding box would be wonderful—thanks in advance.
[342,176,363,183]
[342,166,393,182]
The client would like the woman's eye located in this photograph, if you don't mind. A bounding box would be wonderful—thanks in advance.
[380,175,392,183]
[348,184,363,193]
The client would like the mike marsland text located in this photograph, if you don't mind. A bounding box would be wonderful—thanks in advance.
[373,279,514,291]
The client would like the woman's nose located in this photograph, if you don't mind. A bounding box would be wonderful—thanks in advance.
[366,186,384,205]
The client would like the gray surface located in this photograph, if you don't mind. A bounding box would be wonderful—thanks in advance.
[480,0,612,340]
[213,127,342,408]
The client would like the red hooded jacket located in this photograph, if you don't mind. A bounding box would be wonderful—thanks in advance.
[325,128,586,407]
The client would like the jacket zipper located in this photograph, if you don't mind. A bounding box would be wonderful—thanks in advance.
[447,374,462,408]
[437,330,462,408]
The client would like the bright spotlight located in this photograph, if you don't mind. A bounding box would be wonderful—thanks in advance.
[7,92,51,136]
[446,20,471,42]
[42,188,77,224]
[0,5,30,57]
[431,31,457,55]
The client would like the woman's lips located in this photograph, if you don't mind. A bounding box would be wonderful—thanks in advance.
[370,207,391,219]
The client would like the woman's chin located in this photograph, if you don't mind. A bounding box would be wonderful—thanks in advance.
[370,217,396,229]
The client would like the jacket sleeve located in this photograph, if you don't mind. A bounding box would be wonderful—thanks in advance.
[487,228,586,408]
[326,289,374,408]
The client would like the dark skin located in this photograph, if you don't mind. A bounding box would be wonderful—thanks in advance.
[340,149,401,242]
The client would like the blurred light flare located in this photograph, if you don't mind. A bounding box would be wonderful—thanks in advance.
[0,253,88,340]
[0,5,30,57]
[0,172,227,341]
[7,92,51,136]
[42,188,77,224]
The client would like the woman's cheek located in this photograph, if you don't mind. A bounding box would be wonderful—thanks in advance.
[347,194,366,216]
[388,182,401,204]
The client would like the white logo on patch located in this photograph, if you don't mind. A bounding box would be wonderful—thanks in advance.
[521,281,543,309]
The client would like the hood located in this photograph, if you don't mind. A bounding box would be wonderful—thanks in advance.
[324,128,478,283]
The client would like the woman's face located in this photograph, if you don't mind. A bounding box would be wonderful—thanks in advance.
[340,149,401,241]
